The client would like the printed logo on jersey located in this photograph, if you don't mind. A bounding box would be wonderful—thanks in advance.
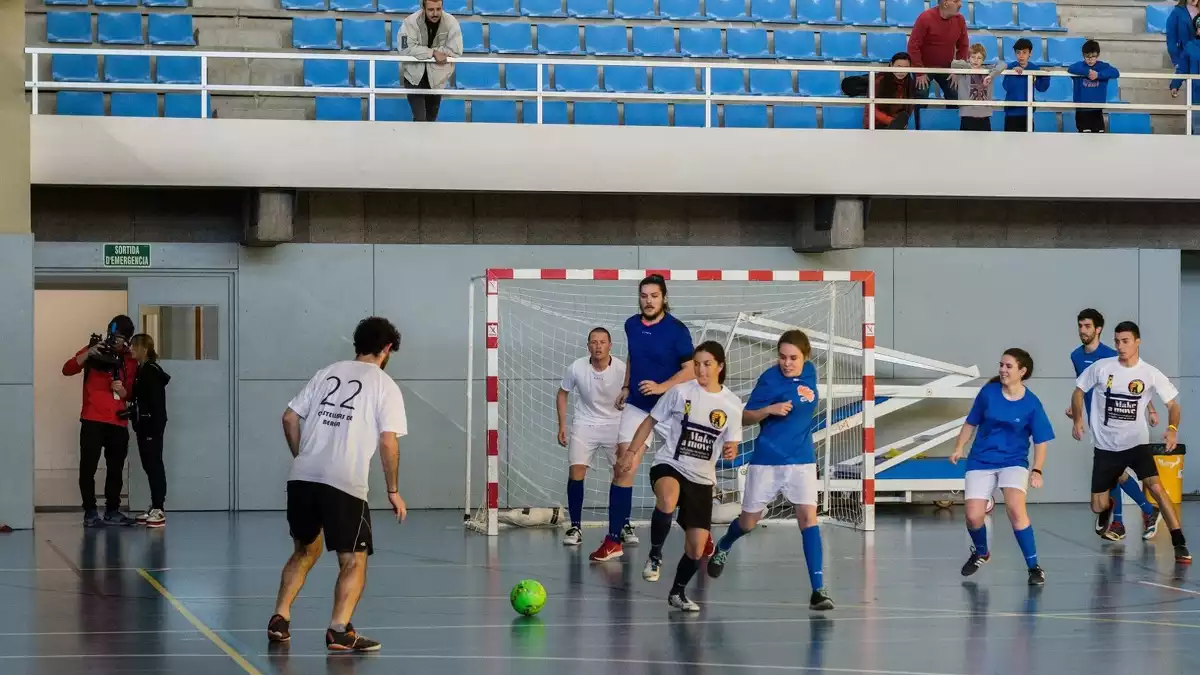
[1102,374,1138,425]
[674,398,719,463]
[709,409,728,429]
[1128,379,1146,395]
[797,385,815,402]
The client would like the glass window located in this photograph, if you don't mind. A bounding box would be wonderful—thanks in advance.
[139,305,219,360]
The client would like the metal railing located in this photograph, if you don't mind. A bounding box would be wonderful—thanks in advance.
[24,46,1200,133]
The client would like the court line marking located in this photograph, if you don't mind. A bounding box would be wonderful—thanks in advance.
[1139,581,1200,596]
[134,568,263,675]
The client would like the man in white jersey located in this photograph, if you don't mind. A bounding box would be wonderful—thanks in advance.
[267,317,409,652]
[556,327,626,546]
[1071,320,1191,564]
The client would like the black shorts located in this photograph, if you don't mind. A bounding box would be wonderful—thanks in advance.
[1091,446,1159,494]
[649,463,714,531]
[286,480,374,555]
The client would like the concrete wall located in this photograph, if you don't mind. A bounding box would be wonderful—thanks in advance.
[1179,252,1200,495]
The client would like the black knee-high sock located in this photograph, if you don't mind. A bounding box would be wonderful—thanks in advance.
[671,554,699,593]
[649,508,673,560]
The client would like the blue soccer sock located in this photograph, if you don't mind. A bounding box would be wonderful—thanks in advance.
[567,478,584,528]
[801,525,824,591]
[718,518,749,552]
[1121,479,1154,516]
[607,484,632,541]
[1014,525,1038,569]
[968,524,989,556]
[1110,486,1124,523]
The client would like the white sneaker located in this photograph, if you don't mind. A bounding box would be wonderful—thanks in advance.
[135,508,153,523]
[562,526,582,546]
[145,509,166,528]
[621,523,639,545]
[668,590,699,612]
[643,557,661,582]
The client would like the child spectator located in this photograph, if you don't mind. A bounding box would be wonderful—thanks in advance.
[1171,15,1200,106]
[864,52,917,129]
[1167,0,1200,75]
[1067,40,1119,133]
[1000,38,1050,131]
[951,43,1004,131]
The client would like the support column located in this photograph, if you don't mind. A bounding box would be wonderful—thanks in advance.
[243,189,296,246]
[793,197,868,252]
[0,1,35,529]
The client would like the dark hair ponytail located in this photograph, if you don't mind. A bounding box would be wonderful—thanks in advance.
[988,347,1034,384]
[694,340,727,385]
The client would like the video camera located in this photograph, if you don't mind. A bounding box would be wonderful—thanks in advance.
[86,330,124,371]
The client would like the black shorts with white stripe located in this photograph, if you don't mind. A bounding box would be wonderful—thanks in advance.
[286,480,374,555]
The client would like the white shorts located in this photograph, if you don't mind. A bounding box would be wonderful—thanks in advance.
[742,464,819,512]
[568,423,620,468]
[964,467,1029,501]
[617,404,667,447]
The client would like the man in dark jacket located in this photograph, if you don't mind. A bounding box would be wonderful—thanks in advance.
[62,315,139,527]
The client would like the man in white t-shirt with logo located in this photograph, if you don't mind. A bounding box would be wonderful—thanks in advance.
[1071,320,1190,564]
[556,327,626,546]
[267,317,409,652]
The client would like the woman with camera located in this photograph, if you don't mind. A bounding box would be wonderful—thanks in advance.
[129,334,171,528]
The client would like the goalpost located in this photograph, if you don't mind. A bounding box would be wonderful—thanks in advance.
[464,268,878,537]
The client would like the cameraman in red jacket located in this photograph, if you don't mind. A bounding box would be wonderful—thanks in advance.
[62,315,139,527]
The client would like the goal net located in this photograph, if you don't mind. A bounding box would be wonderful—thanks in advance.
[465,269,876,536]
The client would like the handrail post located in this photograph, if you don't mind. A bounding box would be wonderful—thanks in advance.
[1026,73,1033,132]
[868,70,875,130]
[200,55,209,119]
[1188,75,1194,137]
[31,53,39,115]
[704,67,712,128]
[536,61,543,125]
[369,57,376,122]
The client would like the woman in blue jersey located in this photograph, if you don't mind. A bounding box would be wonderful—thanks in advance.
[705,330,833,611]
[950,348,1053,585]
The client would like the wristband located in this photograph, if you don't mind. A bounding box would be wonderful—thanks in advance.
[1169,424,1178,430]
[1031,469,1042,475]
[388,489,399,494]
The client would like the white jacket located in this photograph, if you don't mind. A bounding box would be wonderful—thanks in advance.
[398,10,463,90]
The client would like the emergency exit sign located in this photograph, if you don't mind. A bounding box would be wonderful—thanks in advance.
[103,244,151,268]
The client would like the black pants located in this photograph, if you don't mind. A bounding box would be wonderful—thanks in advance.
[406,71,441,122]
[1004,114,1031,132]
[960,116,991,131]
[1076,109,1106,133]
[80,420,129,512]
[137,426,167,510]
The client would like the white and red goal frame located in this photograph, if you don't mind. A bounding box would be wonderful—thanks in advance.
[466,268,878,536]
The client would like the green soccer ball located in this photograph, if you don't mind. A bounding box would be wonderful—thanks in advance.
[510,579,547,616]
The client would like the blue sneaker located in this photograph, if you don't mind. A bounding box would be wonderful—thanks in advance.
[103,510,136,527]
[83,509,103,528]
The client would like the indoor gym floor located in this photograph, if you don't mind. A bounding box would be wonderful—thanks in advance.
[3,505,1199,675]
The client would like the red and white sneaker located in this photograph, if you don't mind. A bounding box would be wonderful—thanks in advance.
[702,533,715,560]
[589,536,623,562]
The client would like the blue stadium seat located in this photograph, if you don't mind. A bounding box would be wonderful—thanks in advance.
[461,21,485,51]
[354,60,402,87]
[105,55,152,83]
[490,22,535,53]
[750,69,793,94]
[554,64,600,90]
[706,0,752,21]
[1034,75,1070,102]
[344,19,388,50]
[653,66,697,93]
[57,91,104,116]
[775,30,819,59]
[52,54,99,82]
[711,68,746,94]
[586,25,629,55]
[505,63,538,89]
[1045,36,1084,66]
[1107,83,1124,103]
[522,0,566,16]
[375,98,412,121]
[94,0,137,7]
[886,0,922,26]
[971,1,1017,29]
[674,103,706,126]
[821,31,865,60]
[1061,110,1076,132]
[144,0,189,6]
[98,13,144,44]
[660,0,703,20]
[164,93,208,118]
[315,97,362,120]
[1146,4,1169,33]
[567,0,612,17]
[1001,35,1041,62]
[471,99,519,123]
[305,60,352,86]
[615,0,656,18]
[823,104,864,127]
[44,0,88,6]
[456,62,502,89]
[727,28,770,58]
[475,0,518,16]
[969,34,998,62]
[538,23,581,53]
[574,101,618,124]
[605,65,649,91]
[47,12,92,43]
[723,104,768,127]
[157,56,201,84]
[774,105,818,127]
[680,27,722,57]
[538,100,569,124]
[1032,110,1057,131]
[624,102,669,126]
[842,0,886,25]
[918,108,958,129]
[752,0,796,22]
[1109,112,1151,134]
[284,0,326,8]
[633,26,677,56]
[378,0,417,11]
[148,14,195,46]
[435,99,467,122]
[111,93,158,117]
[1017,1,1064,30]
[867,32,907,61]
[796,0,845,24]
[293,18,339,49]
[332,0,376,10]
[797,70,841,96]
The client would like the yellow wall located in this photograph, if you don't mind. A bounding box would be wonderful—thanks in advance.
[0,0,30,234]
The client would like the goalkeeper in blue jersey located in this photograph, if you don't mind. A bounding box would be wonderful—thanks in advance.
[706,330,833,611]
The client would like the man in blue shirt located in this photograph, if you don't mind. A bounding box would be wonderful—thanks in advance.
[1070,308,1160,541]
[589,274,696,563]
[704,330,833,611]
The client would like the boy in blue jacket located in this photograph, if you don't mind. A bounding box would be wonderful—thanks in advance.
[1067,40,1119,133]
[1001,38,1050,132]
[1171,16,1200,107]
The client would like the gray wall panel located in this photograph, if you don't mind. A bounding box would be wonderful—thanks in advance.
[35,242,239,271]
[238,380,304,510]
[0,235,33,385]
[0,385,34,528]
[1137,249,1181,376]
[1182,257,1200,378]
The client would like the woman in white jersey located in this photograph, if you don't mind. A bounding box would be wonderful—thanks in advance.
[618,341,743,612]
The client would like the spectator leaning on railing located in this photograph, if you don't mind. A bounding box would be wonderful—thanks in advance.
[1000,38,1050,131]
[398,0,464,122]
[1067,40,1119,133]
[951,43,1003,131]
[1172,15,1200,103]
[907,0,969,100]
[1167,0,1200,75]
[864,52,916,129]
